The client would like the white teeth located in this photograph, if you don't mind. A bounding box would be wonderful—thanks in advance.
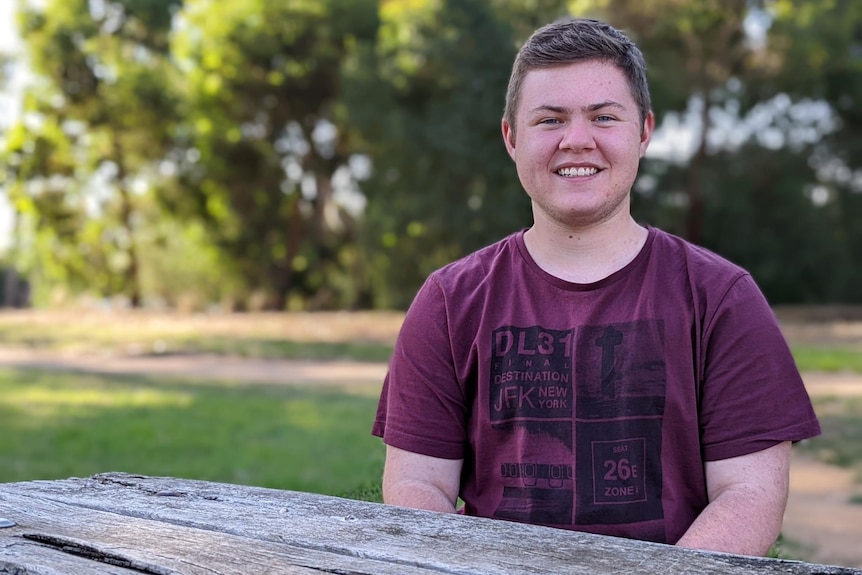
[558,167,598,177]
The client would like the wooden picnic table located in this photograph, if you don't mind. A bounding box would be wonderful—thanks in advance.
[1,472,860,574]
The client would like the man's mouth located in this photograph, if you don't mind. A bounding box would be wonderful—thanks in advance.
[556,167,599,177]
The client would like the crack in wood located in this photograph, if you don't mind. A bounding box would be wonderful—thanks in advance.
[91,474,148,487]
[89,474,221,502]
[296,566,376,575]
[22,533,176,575]
[293,559,466,575]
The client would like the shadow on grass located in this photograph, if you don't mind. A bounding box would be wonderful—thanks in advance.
[0,367,385,499]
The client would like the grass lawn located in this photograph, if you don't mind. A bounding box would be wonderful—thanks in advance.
[0,311,393,501]
[0,367,385,499]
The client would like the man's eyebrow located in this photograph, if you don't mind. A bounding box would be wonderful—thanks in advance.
[527,104,571,115]
[586,100,628,112]
[527,101,629,115]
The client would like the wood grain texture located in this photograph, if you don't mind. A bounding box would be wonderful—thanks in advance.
[1,472,860,575]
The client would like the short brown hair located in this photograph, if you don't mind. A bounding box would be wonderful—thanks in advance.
[504,18,652,135]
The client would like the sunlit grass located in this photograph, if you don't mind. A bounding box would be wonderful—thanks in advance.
[7,386,193,422]
[792,346,862,373]
[0,367,385,497]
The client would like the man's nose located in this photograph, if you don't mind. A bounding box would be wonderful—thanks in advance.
[558,119,595,151]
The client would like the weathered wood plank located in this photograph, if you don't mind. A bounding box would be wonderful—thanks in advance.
[1,473,860,575]
[0,493,448,574]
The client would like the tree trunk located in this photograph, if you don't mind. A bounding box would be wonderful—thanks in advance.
[112,142,142,308]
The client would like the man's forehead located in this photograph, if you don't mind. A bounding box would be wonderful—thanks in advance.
[521,60,628,84]
[519,63,636,108]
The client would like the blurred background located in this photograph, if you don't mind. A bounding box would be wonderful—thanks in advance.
[0,0,859,313]
[1,1,861,566]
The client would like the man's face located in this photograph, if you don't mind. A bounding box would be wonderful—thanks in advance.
[502,60,654,230]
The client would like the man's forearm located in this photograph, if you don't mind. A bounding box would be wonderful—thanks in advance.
[676,443,791,555]
[675,486,785,555]
[381,446,463,514]
[383,479,458,513]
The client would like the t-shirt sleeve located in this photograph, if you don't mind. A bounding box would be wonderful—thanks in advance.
[371,274,469,460]
[698,274,821,461]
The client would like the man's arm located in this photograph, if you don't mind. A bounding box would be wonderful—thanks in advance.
[676,441,791,555]
[382,445,463,513]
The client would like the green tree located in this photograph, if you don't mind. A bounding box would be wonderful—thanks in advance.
[589,0,762,243]
[3,0,182,306]
[167,0,378,310]
[751,0,862,301]
[591,0,862,303]
[345,0,555,308]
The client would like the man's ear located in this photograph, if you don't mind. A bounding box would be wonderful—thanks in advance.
[502,118,517,160]
[639,110,655,158]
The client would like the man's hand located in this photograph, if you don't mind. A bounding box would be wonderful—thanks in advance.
[676,441,791,555]
[382,445,463,513]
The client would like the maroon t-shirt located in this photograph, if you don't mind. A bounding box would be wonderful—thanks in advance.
[373,227,820,544]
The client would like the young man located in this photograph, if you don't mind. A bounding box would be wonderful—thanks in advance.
[372,18,820,555]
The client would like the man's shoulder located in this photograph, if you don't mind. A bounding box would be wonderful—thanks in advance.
[649,227,748,277]
[431,231,524,285]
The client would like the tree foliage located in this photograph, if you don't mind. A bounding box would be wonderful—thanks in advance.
[594,0,862,303]
[2,0,182,306]
[0,0,859,309]
[4,0,182,305]
[343,0,533,308]
[164,0,378,310]
[758,0,862,301]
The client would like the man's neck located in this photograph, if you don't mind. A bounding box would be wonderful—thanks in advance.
[523,215,648,284]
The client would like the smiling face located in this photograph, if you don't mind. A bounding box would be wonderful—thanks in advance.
[502,59,654,231]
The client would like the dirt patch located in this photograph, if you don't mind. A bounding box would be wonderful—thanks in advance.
[0,347,389,386]
[780,372,862,568]
[0,309,406,347]
[776,312,862,350]
[784,451,862,568]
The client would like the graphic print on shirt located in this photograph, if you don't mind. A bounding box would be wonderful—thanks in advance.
[575,320,665,529]
[490,326,574,525]
[488,322,666,531]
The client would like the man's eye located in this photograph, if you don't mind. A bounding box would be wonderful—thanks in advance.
[539,118,562,125]
[594,115,616,123]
